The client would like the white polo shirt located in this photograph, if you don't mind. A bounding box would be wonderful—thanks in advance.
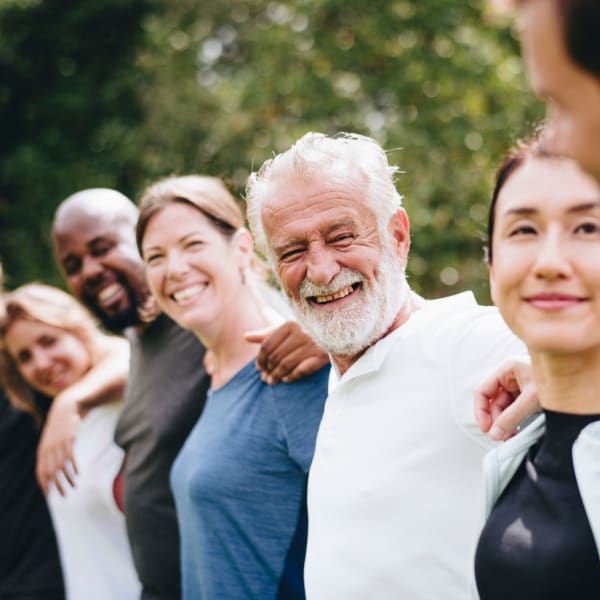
[304,292,525,600]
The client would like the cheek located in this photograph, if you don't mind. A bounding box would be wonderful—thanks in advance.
[490,256,522,306]
[18,363,37,386]
[145,268,163,297]
[276,265,301,300]
[63,341,92,374]
[67,274,84,297]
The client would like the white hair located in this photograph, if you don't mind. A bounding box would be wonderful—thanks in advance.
[245,132,403,264]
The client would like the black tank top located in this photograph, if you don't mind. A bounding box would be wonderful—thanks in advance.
[475,410,600,599]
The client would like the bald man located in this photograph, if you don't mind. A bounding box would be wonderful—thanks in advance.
[51,188,327,600]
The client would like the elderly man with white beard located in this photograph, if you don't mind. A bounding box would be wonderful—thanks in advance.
[245,132,532,600]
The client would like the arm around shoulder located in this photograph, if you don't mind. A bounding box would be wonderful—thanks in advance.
[36,334,130,495]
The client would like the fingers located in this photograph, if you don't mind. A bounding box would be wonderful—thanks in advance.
[280,355,330,384]
[259,344,305,385]
[244,325,277,345]
[260,350,329,386]
[254,322,295,373]
[474,356,534,437]
[474,385,498,434]
[488,383,539,441]
[36,438,78,496]
[255,321,329,385]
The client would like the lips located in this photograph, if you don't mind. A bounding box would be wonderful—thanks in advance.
[525,292,586,310]
[37,367,70,393]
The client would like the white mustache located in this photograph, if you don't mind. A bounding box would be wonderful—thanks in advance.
[299,269,365,299]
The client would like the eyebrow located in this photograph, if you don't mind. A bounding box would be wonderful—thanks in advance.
[87,235,112,246]
[142,232,201,254]
[272,219,357,251]
[503,200,600,217]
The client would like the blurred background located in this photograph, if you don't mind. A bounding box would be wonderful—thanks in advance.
[0,0,542,301]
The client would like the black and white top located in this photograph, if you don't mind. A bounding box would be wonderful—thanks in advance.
[475,409,600,599]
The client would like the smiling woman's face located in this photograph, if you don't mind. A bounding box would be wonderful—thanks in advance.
[5,318,91,398]
[490,156,600,355]
[141,202,251,336]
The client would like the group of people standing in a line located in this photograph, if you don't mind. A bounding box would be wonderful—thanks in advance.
[1,0,600,599]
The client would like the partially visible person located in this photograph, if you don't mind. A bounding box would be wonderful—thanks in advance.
[512,0,600,181]
[475,139,600,598]
[137,175,329,599]
[0,284,140,600]
[52,188,328,600]
[245,132,531,599]
[0,264,64,600]
[478,0,600,437]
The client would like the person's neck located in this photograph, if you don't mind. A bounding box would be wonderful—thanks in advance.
[332,291,425,376]
[531,349,600,415]
[196,288,279,390]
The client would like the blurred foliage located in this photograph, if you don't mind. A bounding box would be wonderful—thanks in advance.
[0,0,542,300]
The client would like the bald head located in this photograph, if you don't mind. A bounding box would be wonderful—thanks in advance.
[53,188,139,235]
[52,188,148,332]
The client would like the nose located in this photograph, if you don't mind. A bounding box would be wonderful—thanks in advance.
[32,348,53,377]
[165,250,190,280]
[305,244,340,287]
[533,229,571,280]
[81,255,104,283]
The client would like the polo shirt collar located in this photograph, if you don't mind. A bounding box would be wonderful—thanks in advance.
[328,291,477,391]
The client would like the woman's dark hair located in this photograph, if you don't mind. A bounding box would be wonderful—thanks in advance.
[556,0,600,80]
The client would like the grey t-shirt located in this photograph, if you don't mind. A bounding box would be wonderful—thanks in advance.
[115,314,210,599]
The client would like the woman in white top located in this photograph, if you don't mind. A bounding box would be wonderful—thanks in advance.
[0,284,140,600]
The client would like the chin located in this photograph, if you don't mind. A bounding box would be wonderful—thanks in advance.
[174,310,211,333]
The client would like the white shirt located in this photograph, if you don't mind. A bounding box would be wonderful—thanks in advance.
[305,292,525,600]
[48,402,141,600]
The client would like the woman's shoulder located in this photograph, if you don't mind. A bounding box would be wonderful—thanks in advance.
[270,364,330,405]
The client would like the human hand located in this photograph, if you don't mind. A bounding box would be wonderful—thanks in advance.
[245,321,329,385]
[474,356,538,441]
[36,391,81,496]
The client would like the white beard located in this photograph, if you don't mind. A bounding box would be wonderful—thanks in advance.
[287,242,410,357]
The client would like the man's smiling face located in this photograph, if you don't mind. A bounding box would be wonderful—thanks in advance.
[53,199,147,332]
[262,174,410,358]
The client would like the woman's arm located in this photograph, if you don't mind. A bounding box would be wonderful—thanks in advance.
[36,335,130,495]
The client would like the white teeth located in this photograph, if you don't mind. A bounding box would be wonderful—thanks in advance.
[314,285,354,304]
[172,284,205,303]
[98,283,120,302]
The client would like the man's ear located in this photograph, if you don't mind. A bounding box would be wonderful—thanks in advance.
[387,208,411,264]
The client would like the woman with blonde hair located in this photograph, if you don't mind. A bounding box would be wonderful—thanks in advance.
[0,265,64,599]
[0,283,140,600]
[137,175,329,600]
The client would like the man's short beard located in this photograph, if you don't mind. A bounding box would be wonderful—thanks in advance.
[85,287,143,333]
[287,239,410,358]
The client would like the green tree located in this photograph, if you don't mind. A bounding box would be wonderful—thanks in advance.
[0,0,152,287]
[0,0,542,300]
